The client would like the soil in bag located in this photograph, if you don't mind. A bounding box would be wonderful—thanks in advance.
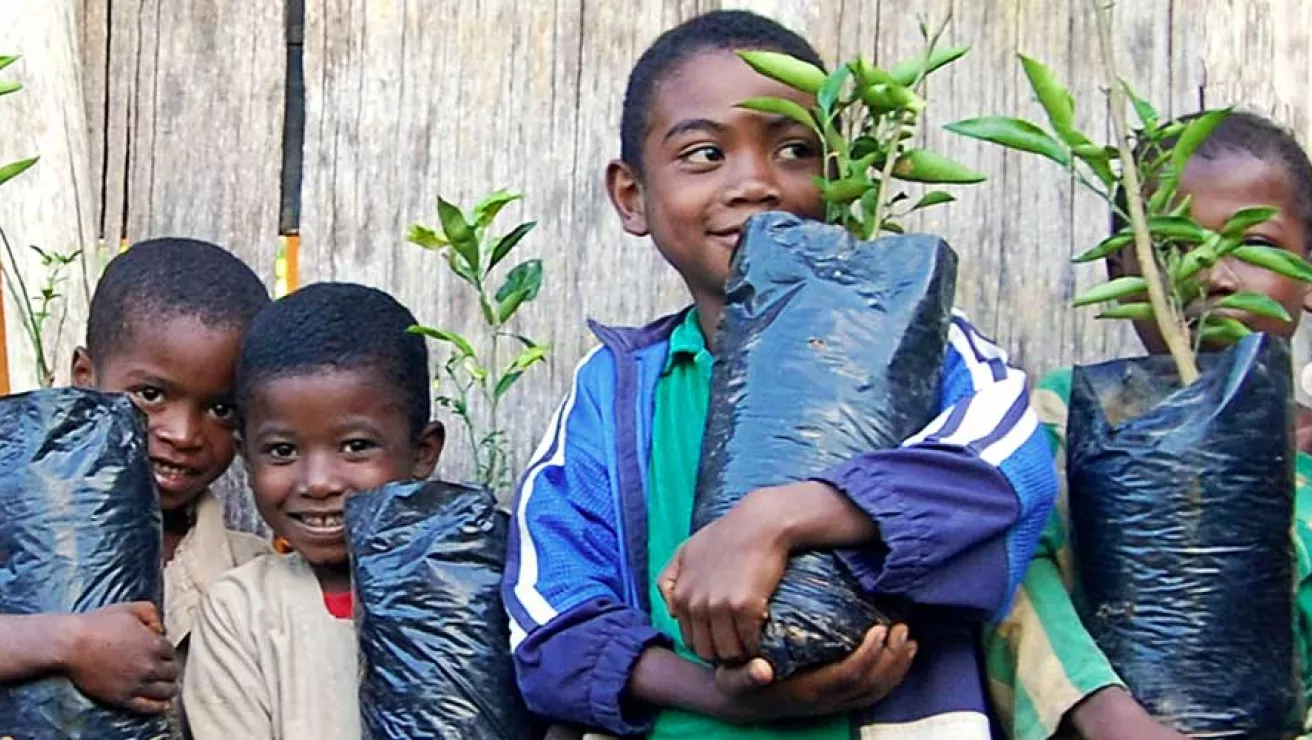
[346,479,531,740]
[693,211,957,677]
[1068,332,1302,738]
[0,388,171,740]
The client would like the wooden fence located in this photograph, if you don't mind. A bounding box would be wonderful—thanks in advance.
[2,0,1311,526]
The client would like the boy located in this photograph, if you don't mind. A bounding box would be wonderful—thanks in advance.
[182,282,445,739]
[0,237,271,715]
[504,10,1058,738]
[985,111,1312,740]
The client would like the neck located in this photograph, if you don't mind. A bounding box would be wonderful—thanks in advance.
[313,563,352,594]
[693,295,723,353]
[161,502,197,536]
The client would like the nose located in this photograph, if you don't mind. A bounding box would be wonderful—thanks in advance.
[723,151,782,207]
[1204,258,1242,296]
[152,404,203,451]
[297,451,345,501]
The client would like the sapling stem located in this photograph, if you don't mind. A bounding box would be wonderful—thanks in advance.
[1089,0,1199,384]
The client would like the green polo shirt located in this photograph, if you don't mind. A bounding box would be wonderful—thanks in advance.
[645,309,847,739]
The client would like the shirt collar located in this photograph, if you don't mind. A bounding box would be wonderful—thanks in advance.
[662,308,709,375]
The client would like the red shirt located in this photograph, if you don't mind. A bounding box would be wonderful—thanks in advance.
[322,590,354,620]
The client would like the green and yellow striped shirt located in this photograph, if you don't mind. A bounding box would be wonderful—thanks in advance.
[984,367,1312,739]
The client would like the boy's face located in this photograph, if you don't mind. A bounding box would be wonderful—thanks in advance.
[1110,153,1312,353]
[72,315,242,512]
[607,50,825,312]
[241,367,443,586]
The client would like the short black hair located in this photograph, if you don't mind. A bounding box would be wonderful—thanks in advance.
[620,9,824,173]
[1113,110,1312,251]
[235,282,431,437]
[87,237,270,365]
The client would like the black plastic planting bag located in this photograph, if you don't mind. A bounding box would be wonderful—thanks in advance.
[0,388,170,740]
[1068,333,1302,737]
[346,479,529,739]
[693,212,957,676]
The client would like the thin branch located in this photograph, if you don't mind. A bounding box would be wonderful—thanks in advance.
[1089,0,1198,383]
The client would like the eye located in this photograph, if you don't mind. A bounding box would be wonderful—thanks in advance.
[1242,234,1278,248]
[778,140,819,161]
[209,403,237,424]
[681,145,724,166]
[263,442,296,461]
[342,438,380,454]
[129,386,165,405]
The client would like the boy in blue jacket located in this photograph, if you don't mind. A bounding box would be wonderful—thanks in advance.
[503,10,1058,739]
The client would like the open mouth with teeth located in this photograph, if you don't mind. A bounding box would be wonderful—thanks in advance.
[151,459,201,491]
[289,511,346,535]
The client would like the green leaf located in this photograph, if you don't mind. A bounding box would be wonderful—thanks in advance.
[408,325,476,357]
[0,55,18,72]
[1214,292,1292,322]
[489,221,536,270]
[472,189,523,228]
[1147,215,1206,242]
[496,259,544,303]
[494,370,525,401]
[1171,109,1229,171]
[820,176,868,205]
[407,224,448,250]
[1121,79,1159,130]
[1073,233,1133,263]
[446,250,478,286]
[1072,276,1148,306]
[880,221,905,235]
[509,343,549,373]
[860,83,925,114]
[892,150,986,184]
[912,191,955,211]
[817,65,851,116]
[889,44,970,86]
[497,290,530,324]
[1232,245,1312,283]
[1168,194,1194,219]
[0,156,38,187]
[1220,206,1278,237]
[437,197,478,271]
[1096,302,1154,320]
[737,50,826,94]
[0,80,20,97]
[1199,316,1252,345]
[1019,54,1075,135]
[944,116,1069,167]
[736,97,819,134]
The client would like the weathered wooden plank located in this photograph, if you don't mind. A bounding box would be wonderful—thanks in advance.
[0,0,97,391]
[98,0,286,286]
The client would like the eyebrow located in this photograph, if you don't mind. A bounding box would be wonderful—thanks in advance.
[662,113,812,144]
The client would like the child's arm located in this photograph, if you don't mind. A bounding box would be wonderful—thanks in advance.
[182,580,272,738]
[504,352,672,734]
[0,605,177,714]
[505,352,914,733]
[661,314,1059,663]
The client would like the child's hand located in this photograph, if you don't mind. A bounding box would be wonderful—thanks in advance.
[61,602,179,714]
[658,487,798,664]
[714,624,916,724]
[1068,687,1189,740]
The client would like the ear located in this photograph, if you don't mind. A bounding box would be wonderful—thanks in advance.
[411,421,446,480]
[605,159,649,237]
[71,347,96,388]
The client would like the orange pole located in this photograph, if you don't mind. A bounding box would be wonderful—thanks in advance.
[286,234,300,293]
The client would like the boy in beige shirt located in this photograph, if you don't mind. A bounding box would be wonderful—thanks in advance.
[183,283,445,739]
[1,238,272,719]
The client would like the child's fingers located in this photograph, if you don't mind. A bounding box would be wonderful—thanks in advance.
[122,696,170,715]
[710,614,747,664]
[688,611,717,664]
[656,554,682,611]
[733,610,764,661]
[124,601,164,633]
[714,657,774,696]
[136,680,177,701]
[149,653,180,682]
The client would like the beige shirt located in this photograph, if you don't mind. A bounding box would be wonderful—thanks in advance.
[164,491,271,738]
[165,491,272,648]
[182,552,360,740]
